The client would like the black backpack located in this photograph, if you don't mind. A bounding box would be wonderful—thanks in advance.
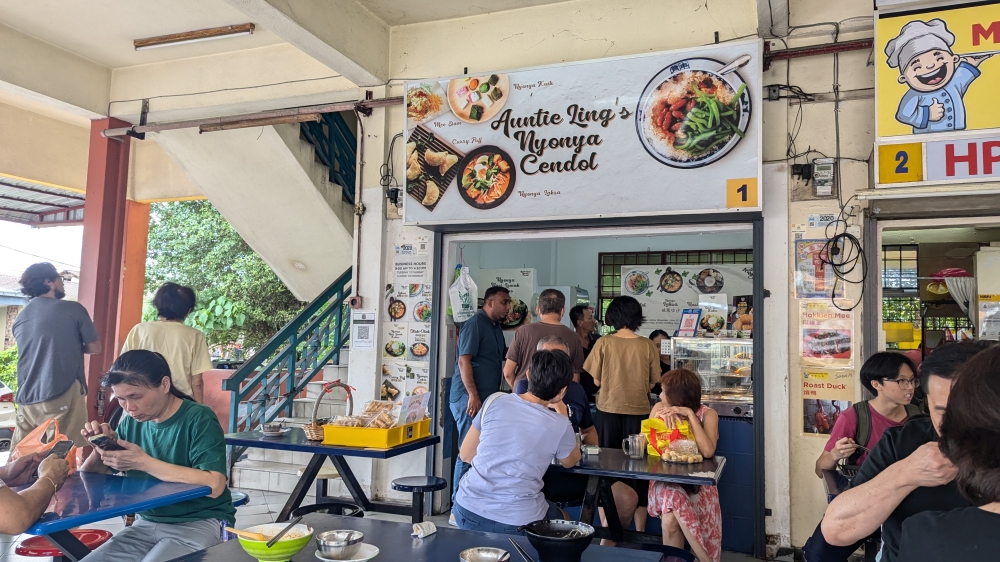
[842,400,920,470]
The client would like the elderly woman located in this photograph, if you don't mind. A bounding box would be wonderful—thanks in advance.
[895,344,1000,561]
[0,452,70,534]
[583,296,660,531]
[648,369,721,562]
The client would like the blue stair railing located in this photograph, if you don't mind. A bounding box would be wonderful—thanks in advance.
[301,112,357,205]
[224,268,352,467]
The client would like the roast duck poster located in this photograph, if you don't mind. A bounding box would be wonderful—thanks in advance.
[403,41,762,225]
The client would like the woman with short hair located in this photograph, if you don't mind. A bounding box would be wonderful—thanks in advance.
[895,344,1000,561]
[647,369,721,562]
[121,283,213,403]
[583,296,660,530]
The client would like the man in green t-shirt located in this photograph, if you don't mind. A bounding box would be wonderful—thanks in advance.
[79,350,235,562]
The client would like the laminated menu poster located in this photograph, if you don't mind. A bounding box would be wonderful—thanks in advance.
[621,265,752,337]
[380,361,406,403]
[475,268,537,332]
[383,323,407,360]
[802,370,855,436]
[403,40,762,225]
[800,300,854,367]
[795,240,846,299]
[406,324,431,362]
[404,363,430,400]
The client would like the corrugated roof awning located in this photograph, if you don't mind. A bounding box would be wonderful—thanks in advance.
[0,175,85,226]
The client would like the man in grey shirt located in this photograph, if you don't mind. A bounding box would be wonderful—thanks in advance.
[12,263,101,447]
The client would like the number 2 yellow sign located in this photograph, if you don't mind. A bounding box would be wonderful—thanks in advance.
[726,178,758,208]
[878,143,924,184]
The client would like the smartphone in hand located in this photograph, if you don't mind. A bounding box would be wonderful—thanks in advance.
[46,440,74,459]
[87,434,126,451]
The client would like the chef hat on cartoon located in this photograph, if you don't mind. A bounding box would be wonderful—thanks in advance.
[885,18,955,70]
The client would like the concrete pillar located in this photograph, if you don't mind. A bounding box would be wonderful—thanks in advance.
[78,118,131,418]
[116,200,150,351]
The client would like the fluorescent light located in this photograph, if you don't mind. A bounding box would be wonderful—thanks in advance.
[134,23,255,51]
[198,113,322,134]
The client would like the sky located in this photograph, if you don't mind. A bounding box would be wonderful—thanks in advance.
[0,221,84,277]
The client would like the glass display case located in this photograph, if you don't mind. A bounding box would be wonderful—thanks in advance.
[671,337,753,417]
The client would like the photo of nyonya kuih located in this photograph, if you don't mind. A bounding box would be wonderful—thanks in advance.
[452,349,581,535]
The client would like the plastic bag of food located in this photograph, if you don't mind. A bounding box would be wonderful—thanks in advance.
[361,400,396,415]
[641,417,695,457]
[449,267,478,323]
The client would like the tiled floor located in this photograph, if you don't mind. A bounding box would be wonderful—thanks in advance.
[0,488,771,561]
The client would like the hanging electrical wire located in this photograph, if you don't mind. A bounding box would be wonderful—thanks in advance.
[381,133,404,205]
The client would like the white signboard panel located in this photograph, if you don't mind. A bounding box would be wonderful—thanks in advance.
[620,265,753,337]
[403,41,762,225]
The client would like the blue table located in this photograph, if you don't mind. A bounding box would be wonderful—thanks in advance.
[21,471,210,561]
[226,429,440,521]
[172,513,661,562]
[547,448,725,545]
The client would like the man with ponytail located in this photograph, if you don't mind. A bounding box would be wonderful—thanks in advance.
[79,350,235,562]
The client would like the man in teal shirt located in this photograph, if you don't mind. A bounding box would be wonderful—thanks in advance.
[80,350,234,562]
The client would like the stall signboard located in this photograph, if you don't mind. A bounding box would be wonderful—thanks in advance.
[621,264,752,337]
[875,3,1000,188]
[403,41,762,225]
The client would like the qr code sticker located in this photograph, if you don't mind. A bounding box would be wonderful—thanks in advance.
[356,325,371,340]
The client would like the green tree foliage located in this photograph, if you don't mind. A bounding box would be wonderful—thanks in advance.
[146,201,304,349]
[0,345,17,392]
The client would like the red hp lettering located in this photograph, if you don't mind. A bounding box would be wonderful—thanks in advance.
[985,142,1000,175]
[946,143,978,176]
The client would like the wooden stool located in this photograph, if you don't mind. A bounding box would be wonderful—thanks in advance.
[390,476,446,524]
[16,529,113,561]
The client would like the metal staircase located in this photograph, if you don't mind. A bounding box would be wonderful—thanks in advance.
[300,112,357,205]
[224,268,352,468]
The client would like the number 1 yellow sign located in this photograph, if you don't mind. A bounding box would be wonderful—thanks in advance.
[726,178,758,208]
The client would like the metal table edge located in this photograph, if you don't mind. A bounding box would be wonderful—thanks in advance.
[25,484,213,536]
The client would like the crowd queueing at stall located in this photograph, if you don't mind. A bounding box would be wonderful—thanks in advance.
[2,264,1000,562]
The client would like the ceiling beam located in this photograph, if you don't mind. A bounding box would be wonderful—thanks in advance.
[0,22,109,119]
[223,0,389,86]
[109,43,359,123]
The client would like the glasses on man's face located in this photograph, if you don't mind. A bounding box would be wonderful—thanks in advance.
[884,377,919,389]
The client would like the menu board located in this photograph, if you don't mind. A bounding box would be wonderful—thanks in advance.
[403,41,762,225]
[621,265,753,337]
[475,268,537,333]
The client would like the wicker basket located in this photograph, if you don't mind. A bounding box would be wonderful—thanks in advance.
[303,380,354,441]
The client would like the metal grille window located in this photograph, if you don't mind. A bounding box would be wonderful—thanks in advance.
[597,250,752,327]
[882,244,918,291]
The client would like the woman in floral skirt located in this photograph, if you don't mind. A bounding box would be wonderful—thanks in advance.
[647,369,721,562]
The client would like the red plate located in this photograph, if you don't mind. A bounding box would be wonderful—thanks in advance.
[16,529,113,555]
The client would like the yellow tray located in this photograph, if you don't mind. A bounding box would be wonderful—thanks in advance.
[322,418,431,448]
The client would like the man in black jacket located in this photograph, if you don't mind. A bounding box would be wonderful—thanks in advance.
[806,340,992,562]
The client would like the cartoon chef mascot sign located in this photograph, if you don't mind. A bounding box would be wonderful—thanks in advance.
[886,18,992,134]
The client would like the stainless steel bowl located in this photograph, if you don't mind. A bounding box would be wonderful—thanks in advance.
[262,422,284,433]
[315,530,364,560]
[459,547,510,562]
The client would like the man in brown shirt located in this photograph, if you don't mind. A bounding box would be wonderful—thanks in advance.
[504,289,584,388]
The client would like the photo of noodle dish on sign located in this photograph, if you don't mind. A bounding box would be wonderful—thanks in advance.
[636,57,752,168]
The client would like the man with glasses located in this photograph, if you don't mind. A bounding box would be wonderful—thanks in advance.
[815,353,921,478]
[808,341,992,562]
